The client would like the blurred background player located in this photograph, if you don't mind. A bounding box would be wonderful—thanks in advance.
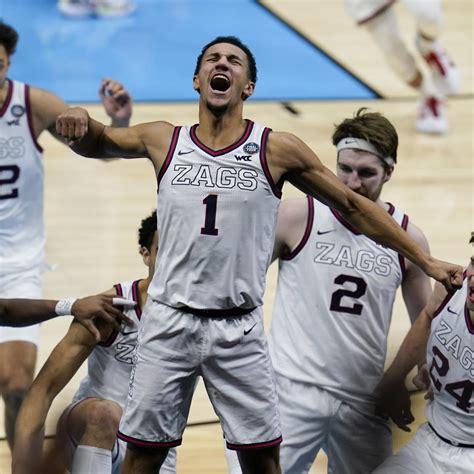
[226,108,432,474]
[57,0,136,18]
[12,210,176,474]
[374,233,474,473]
[344,0,460,134]
[0,20,132,452]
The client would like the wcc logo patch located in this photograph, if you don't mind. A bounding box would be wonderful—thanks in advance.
[244,142,259,154]
[11,105,25,118]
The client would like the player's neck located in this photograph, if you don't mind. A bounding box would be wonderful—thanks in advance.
[196,113,247,150]
[138,278,151,307]
[0,78,9,107]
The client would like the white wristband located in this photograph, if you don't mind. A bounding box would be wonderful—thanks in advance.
[112,297,136,307]
[55,298,77,316]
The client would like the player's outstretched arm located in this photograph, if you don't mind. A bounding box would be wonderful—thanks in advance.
[376,282,447,431]
[0,295,132,340]
[55,107,174,163]
[12,322,98,474]
[268,131,463,292]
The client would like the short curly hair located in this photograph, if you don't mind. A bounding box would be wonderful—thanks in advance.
[0,21,18,56]
[138,210,157,251]
[332,108,398,165]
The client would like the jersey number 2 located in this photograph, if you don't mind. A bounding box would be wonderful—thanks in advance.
[330,274,367,315]
[0,165,20,200]
[201,194,218,236]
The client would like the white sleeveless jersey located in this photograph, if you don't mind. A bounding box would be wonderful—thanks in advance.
[0,80,45,273]
[149,121,281,309]
[269,197,408,412]
[426,275,474,445]
[73,280,142,409]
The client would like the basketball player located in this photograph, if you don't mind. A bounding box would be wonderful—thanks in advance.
[55,36,462,473]
[0,20,132,450]
[12,211,176,474]
[242,108,432,474]
[0,294,131,334]
[344,0,460,134]
[373,234,474,473]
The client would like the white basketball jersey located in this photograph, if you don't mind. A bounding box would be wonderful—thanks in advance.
[269,197,407,412]
[0,80,44,273]
[426,276,474,445]
[149,121,281,309]
[73,280,142,409]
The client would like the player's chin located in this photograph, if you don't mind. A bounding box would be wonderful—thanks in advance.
[206,99,229,115]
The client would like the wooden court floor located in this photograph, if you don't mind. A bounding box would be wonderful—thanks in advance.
[1,1,473,472]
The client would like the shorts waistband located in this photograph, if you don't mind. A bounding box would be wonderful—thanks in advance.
[428,423,474,448]
[179,306,256,317]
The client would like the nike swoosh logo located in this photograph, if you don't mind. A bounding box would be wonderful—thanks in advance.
[122,330,138,336]
[317,229,336,235]
[178,149,195,156]
[244,323,257,336]
[447,306,457,315]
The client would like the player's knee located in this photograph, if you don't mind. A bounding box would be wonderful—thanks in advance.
[84,400,122,437]
[237,446,281,474]
[2,387,28,412]
[124,443,169,469]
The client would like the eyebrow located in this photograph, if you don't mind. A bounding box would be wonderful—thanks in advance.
[206,52,243,62]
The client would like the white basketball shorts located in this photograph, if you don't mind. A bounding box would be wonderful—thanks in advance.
[373,422,474,473]
[118,300,282,450]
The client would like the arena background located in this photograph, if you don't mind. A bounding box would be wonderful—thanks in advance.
[0,0,472,472]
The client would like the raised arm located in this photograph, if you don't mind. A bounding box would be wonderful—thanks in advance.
[267,131,463,291]
[55,106,175,165]
[12,321,99,474]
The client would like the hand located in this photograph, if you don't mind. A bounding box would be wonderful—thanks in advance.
[375,379,414,432]
[426,258,463,292]
[71,294,133,342]
[412,364,433,400]
[56,107,89,146]
[99,78,132,126]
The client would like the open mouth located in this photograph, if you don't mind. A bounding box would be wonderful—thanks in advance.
[210,74,230,92]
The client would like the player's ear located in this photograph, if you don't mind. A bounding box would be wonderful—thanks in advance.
[242,81,255,100]
[383,165,394,183]
[193,75,200,93]
[140,246,151,266]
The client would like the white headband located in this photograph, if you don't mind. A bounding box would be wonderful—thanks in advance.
[336,137,395,166]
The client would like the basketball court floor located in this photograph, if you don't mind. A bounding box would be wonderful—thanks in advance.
[0,1,472,472]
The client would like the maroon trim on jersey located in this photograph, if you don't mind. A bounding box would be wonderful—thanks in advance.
[357,0,395,25]
[330,208,360,234]
[117,431,182,448]
[157,126,181,186]
[432,271,467,319]
[189,119,254,157]
[398,212,409,278]
[0,79,13,117]
[132,279,142,319]
[282,195,314,261]
[259,127,282,198]
[226,435,282,451]
[100,283,123,347]
[25,85,43,153]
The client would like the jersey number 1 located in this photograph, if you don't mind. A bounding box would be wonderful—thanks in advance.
[201,194,218,236]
